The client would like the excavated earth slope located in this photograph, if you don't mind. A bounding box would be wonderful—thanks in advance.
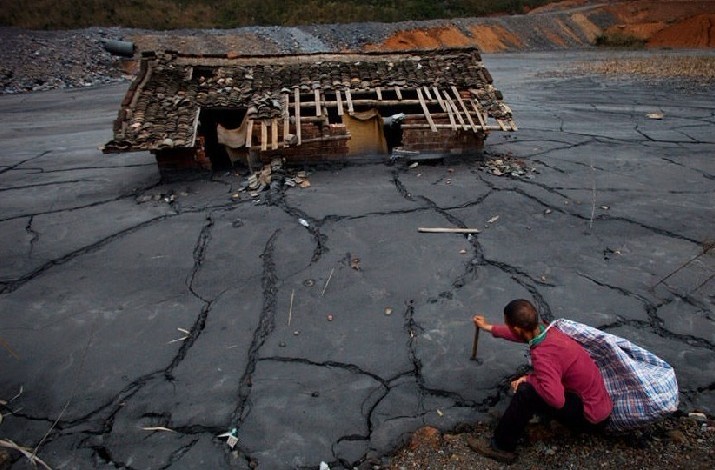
[1,1,714,94]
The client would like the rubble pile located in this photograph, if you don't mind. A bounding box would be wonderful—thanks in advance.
[0,27,128,94]
[481,154,537,177]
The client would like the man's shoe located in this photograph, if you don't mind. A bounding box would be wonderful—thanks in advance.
[466,436,517,464]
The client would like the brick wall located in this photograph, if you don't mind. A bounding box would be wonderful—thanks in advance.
[401,116,485,154]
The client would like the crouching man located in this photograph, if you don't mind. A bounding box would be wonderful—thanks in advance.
[469,299,612,463]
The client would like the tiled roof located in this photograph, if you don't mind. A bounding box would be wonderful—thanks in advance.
[103,48,515,153]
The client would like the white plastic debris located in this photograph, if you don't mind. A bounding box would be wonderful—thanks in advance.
[319,462,331,470]
[218,428,239,448]
[299,218,310,228]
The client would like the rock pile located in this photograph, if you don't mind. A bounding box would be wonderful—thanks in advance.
[0,27,128,94]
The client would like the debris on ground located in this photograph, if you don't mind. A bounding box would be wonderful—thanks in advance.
[481,155,536,178]
[389,414,715,469]
[237,158,312,198]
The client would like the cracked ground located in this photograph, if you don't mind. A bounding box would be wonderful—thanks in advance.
[1,50,714,469]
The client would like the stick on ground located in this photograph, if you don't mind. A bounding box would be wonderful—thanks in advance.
[470,326,480,360]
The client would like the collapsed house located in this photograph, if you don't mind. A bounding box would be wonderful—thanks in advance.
[103,47,516,171]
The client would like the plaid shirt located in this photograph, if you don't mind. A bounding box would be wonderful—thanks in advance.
[552,319,679,431]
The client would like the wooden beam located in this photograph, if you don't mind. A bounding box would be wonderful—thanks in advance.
[336,90,344,116]
[294,88,301,145]
[443,92,467,130]
[418,227,481,234]
[423,86,432,100]
[467,98,486,128]
[314,89,321,116]
[470,99,488,126]
[271,118,279,150]
[416,88,438,133]
[451,86,479,133]
[245,120,253,148]
[394,86,402,100]
[433,86,446,111]
[345,89,354,114]
[260,120,268,151]
[437,89,457,130]
[247,134,350,150]
[402,123,502,130]
[376,87,382,101]
[283,94,290,141]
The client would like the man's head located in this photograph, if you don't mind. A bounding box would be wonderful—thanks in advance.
[503,299,539,340]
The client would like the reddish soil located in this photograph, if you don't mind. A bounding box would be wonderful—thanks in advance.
[366,1,715,52]
[648,14,715,48]
[365,26,473,51]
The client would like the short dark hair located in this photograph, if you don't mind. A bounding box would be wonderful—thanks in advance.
[503,299,539,330]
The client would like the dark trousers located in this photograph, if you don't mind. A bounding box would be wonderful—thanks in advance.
[494,382,607,452]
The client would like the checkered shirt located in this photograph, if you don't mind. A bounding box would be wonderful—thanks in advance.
[551,319,679,431]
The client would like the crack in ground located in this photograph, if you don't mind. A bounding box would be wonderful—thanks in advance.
[17,162,157,174]
[660,156,715,180]
[576,272,714,351]
[0,213,176,295]
[25,215,39,258]
[230,229,281,429]
[267,183,328,264]
[157,438,200,470]
[0,177,163,223]
[0,150,50,175]
[0,178,93,193]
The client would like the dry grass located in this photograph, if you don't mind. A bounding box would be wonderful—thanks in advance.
[574,56,715,82]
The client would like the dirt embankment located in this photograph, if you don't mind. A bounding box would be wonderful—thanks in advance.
[365,0,715,52]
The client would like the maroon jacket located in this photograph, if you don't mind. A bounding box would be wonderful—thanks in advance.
[492,324,613,423]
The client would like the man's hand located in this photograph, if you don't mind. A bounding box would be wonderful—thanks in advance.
[510,375,529,393]
[472,315,492,332]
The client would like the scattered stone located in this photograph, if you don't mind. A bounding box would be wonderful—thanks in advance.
[408,426,442,451]
[481,155,535,177]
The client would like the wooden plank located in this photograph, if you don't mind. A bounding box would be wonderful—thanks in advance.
[432,86,446,111]
[468,99,487,128]
[345,89,354,114]
[336,90,344,116]
[443,92,467,130]
[394,86,402,100]
[299,98,418,107]
[423,86,432,100]
[438,92,457,131]
[496,119,508,131]
[294,88,301,145]
[402,123,503,130]
[248,134,349,149]
[418,227,481,234]
[283,94,290,141]
[416,88,438,133]
[376,87,382,101]
[245,120,253,148]
[452,86,479,133]
[314,89,321,116]
[271,118,279,150]
[260,120,268,151]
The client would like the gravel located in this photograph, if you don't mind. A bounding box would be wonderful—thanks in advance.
[0,27,130,94]
[388,415,715,469]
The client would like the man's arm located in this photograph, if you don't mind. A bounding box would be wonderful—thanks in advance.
[472,315,493,332]
[473,315,522,343]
